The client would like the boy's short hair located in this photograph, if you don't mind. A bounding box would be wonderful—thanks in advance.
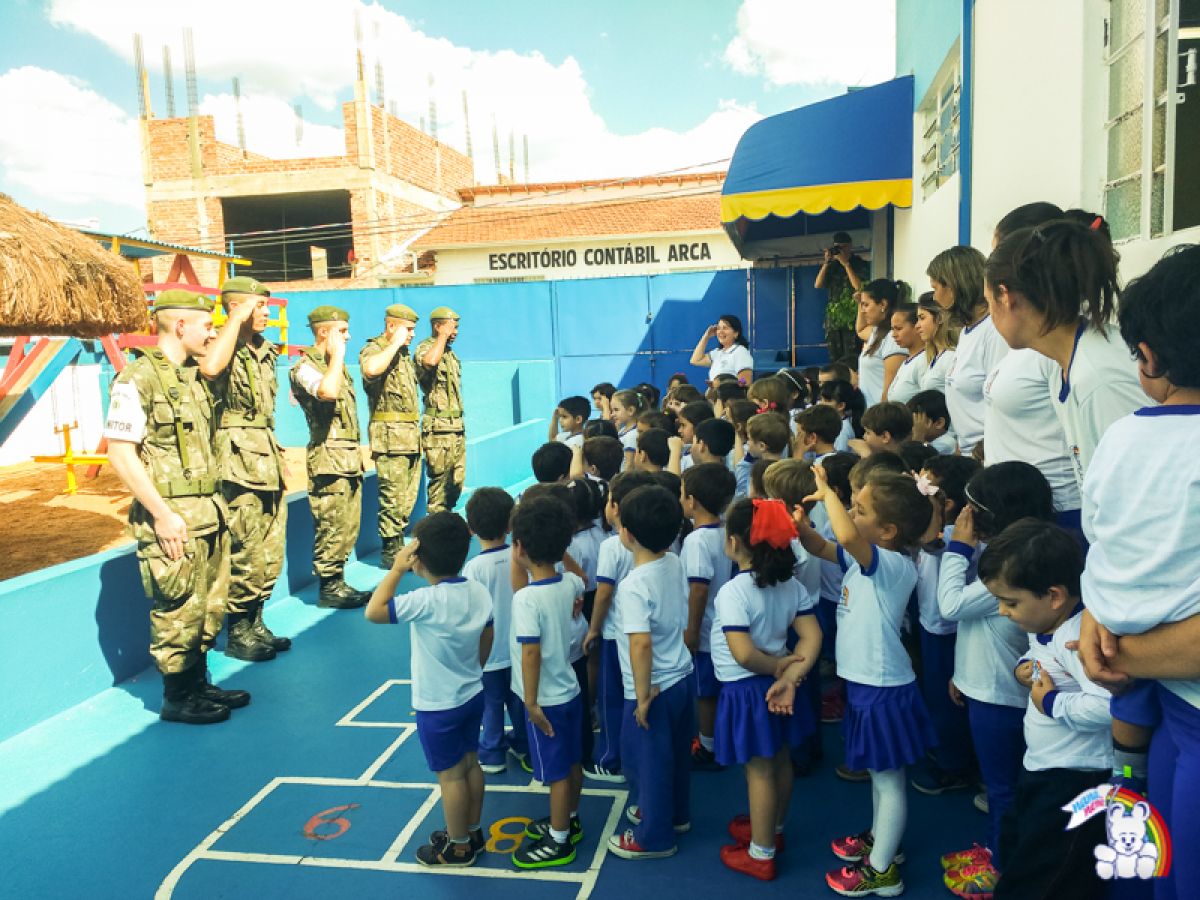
[669,384,705,406]
[850,450,907,490]
[583,419,618,440]
[679,400,716,427]
[795,404,842,444]
[714,381,747,405]
[819,452,858,505]
[978,518,1083,597]
[558,395,591,421]
[511,495,576,565]
[413,511,472,577]
[465,487,515,540]
[694,417,735,457]
[531,441,572,483]
[923,454,982,514]
[583,436,624,480]
[750,458,773,498]
[747,412,790,454]
[636,428,670,467]
[820,361,853,382]
[650,469,682,505]
[762,458,816,509]
[897,440,937,473]
[619,485,683,554]
[682,462,737,517]
[591,382,616,399]
[711,372,738,385]
[1119,244,1200,389]
[638,409,674,431]
[907,390,950,426]
[862,402,914,441]
[608,470,657,508]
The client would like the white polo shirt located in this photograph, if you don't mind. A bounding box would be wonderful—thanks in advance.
[711,571,814,683]
[462,545,515,673]
[709,343,754,382]
[681,523,732,653]
[834,545,919,687]
[921,349,956,394]
[859,329,907,408]
[568,527,601,592]
[614,554,694,700]
[511,573,584,708]
[886,352,928,406]
[595,533,634,640]
[945,314,1009,454]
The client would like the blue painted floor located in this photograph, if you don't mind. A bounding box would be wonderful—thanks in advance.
[0,555,986,899]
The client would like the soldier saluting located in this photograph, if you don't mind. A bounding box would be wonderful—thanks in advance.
[360,303,422,568]
[289,305,370,608]
[103,290,249,725]
[414,306,465,514]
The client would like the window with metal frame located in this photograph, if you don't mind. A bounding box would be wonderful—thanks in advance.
[920,62,961,200]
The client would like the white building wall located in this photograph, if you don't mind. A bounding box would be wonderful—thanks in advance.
[894,170,961,292]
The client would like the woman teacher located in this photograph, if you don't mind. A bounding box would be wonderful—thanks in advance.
[690,314,754,385]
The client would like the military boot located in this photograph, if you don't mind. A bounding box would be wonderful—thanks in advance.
[192,655,251,709]
[251,600,292,652]
[224,612,277,662]
[336,577,372,607]
[319,574,367,609]
[160,668,230,725]
[379,535,402,569]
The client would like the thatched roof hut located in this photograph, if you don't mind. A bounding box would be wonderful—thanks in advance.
[0,194,149,338]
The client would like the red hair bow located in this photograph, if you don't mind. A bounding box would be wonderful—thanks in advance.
[750,499,797,549]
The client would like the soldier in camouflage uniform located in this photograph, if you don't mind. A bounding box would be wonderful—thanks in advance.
[103,290,248,725]
[199,276,289,662]
[360,303,423,568]
[414,306,465,514]
[290,305,370,608]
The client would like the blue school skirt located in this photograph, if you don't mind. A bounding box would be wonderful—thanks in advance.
[714,674,815,766]
[843,679,935,772]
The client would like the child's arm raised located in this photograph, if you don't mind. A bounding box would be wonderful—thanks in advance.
[569,443,586,480]
[667,435,683,475]
[808,465,871,568]
[365,540,420,623]
[935,506,998,622]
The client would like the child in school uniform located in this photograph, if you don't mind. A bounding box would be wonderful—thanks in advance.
[565,476,604,768]
[608,485,696,860]
[611,389,648,468]
[679,462,739,770]
[583,471,658,783]
[532,441,573,484]
[819,379,866,453]
[798,466,938,897]
[633,428,670,473]
[715,498,822,880]
[463,488,531,776]
[736,412,789,499]
[508,495,589,869]
[794,404,842,463]
[365,512,494,867]
[549,396,590,449]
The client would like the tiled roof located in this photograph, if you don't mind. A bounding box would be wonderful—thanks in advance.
[457,171,726,202]
[412,192,723,249]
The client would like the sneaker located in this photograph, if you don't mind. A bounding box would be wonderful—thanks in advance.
[835,764,871,783]
[821,688,845,723]
[428,827,485,855]
[525,815,583,845]
[513,833,576,869]
[825,861,905,897]
[973,792,989,814]
[719,843,776,881]
[830,830,906,865]
[479,760,507,775]
[910,762,974,796]
[944,861,999,898]
[941,844,991,871]
[691,738,725,772]
[584,763,625,783]
[727,814,785,851]
[626,805,690,833]
[508,748,533,774]
[607,829,676,859]
[415,840,477,867]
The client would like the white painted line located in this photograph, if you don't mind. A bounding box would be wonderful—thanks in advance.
[335,679,411,727]
[379,787,441,863]
[357,726,416,782]
[576,787,629,900]
[197,848,585,882]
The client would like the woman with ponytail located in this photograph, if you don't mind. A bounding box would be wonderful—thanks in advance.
[855,279,910,406]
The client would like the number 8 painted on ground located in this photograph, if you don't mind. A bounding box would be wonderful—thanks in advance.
[485,816,532,854]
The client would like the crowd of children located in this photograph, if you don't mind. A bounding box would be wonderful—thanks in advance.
[363,209,1199,900]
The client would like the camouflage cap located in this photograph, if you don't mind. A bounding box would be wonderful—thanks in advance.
[152,289,215,313]
[385,303,419,322]
[220,276,270,297]
[429,306,460,321]
[307,305,350,326]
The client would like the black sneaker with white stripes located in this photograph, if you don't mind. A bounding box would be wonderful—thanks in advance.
[524,814,583,845]
[512,832,576,868]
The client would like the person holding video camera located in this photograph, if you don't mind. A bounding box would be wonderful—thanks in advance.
[815,231,869,363]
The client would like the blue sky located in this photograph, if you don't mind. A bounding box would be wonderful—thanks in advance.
[0,0,895,232]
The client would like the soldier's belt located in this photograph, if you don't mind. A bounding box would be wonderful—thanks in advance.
[157,477,219,498]
[371,411,419,423]
[423,409,463,418]
[220,411,274,428]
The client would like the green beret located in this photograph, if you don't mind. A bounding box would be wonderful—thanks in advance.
[307,305,350,326]
[385,303,419,322]
[220,276,270,297]
[429,306,460,321]
[152,289,214,313]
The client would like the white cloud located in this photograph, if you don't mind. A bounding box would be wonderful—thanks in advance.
[0,66,142,210]
[725,0,896,87]
[199,93,345,159]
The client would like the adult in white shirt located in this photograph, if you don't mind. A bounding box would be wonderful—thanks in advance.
[690,314,754,385]
[885,302,928,406]
[855,279,909,407]
[928,245,1007,454]
[914,293,957,395]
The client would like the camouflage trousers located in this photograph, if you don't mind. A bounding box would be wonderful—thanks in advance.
[423,431,465,514]
[223,484,287,615]
[375,452,421,539]
[308,474,362,578]
[138,528,230,675]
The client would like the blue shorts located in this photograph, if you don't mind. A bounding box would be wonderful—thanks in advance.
[526,694,584,784]
[694,650,721,699]
[1111,680,1163,730]
[416,691,485,772]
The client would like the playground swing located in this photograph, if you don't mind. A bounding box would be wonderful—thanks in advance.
[30,369,108,496]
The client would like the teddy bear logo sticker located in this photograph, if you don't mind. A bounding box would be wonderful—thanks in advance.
[1062,783,1172,881]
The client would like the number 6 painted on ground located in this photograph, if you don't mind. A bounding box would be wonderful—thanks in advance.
[303,803,361,841]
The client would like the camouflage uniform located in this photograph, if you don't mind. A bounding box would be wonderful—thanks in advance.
[414,320,465,513]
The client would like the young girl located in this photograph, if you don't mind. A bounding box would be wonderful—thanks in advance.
[726,398,758,465]
[776,369,811,428]
[712,498,821,881]
[747,376,792,418]
[665,383,704,415]
[856,279,910,407]
[611,389,647,468]
[914,293,957,395]
[885,303,928,406]
[592,382,616,421]
[819,379,866,452]
[798,466,936,897]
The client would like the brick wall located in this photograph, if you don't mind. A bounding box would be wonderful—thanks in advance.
[342,102,473,199]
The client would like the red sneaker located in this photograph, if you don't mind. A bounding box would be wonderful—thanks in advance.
[727,814,786,851]
[821,687,845,723]
[719,843,776,881]
[606,828,676,859]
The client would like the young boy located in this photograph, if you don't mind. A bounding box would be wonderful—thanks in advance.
[463,488,531,775]
[680,463,738,770]
[669,418,735,474]
[508,495,588,868]
[861,402,914,454]
[907,390,956,455]
[583,471,657,782]
[634,428,670,473]
[638,410,674,434]
[365,512,494,866]
[549,396,591,449]
[737,413,789,499]
[609,484,696,859]
[532,442,573,484]
[571,435,624,483]
[794,404,842,462]
[977,519,1111,899]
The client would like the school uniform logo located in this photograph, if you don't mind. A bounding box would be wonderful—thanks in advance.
[1062,784,1171,880]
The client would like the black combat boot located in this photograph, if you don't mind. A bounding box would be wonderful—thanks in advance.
[336,576,372,607]
[192,654,251,709]
[379,535,402,569]
[160,666,230,725]
[224,611,277,662]
[251,600,291,651]
[319,573,367,609]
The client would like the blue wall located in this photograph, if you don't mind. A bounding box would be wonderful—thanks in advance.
[896,0,961,105]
